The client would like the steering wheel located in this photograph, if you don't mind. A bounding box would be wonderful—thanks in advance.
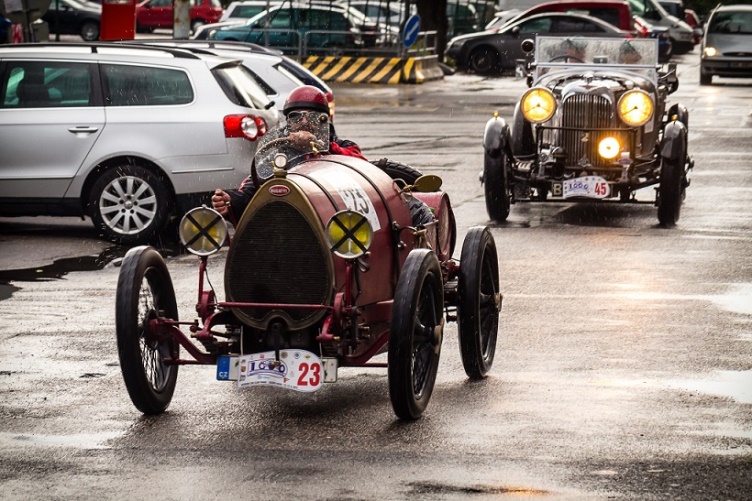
[548,54,586,63]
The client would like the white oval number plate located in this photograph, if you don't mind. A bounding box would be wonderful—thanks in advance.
[237,349,323,392]
[561,176,610,199]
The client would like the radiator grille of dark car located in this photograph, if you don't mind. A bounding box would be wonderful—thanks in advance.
[558,94,629,169]
[225,201,330,326]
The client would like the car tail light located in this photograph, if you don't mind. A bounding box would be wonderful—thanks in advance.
[224,115,267,141]
[633,18,650,37]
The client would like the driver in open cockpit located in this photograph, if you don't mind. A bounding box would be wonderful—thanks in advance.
[211,85,367,221]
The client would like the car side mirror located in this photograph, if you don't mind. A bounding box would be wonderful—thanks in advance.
[413,174,443,193]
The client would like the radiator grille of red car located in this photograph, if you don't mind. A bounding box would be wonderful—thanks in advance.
[559,94,630,168]
[224,201,330,328]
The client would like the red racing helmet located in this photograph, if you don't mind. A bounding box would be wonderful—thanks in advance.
[283,85,330,116]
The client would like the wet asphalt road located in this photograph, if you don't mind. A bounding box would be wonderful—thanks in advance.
[0,52,751,500]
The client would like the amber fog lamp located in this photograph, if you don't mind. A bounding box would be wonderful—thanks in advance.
[326,210,373,259]
[179,206,228,256]
[618,89,654,127]
[598,137,621,159]
[521,87,556,123]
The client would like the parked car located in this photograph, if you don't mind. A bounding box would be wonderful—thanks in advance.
[447,0,480,37]
[220,0,276,22]
[498,0,636,33]
[700,4,752,86]
[0,43,279,244]
[446,12,631,75]
[41,0,101,41]
[634,14,673,62]
[126,39,335,116]
[136,0,223,33]
[684,8,703,45]
[207,3,368,55]
[481,36,692,227]
[627,0,694,53]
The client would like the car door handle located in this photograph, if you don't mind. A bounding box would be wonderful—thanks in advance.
[68,126,99,134]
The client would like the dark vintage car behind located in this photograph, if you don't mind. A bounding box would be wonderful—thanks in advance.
[482,36,692,226]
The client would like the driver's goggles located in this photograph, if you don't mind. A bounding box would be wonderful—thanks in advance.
[286,110,330,124]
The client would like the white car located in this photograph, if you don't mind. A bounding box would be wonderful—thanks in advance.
[0,42,280,244]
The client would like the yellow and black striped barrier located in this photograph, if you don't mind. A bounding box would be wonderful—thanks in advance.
[302,55,444,85]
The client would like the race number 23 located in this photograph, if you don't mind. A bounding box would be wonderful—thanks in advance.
[297,362,321,387]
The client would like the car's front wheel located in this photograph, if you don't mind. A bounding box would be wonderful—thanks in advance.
[80,21,99,41]
[700,72,712,86]
[657,155,685,227]
[483,149,511,221]
[468,47,499,75]
[88,164,172,245]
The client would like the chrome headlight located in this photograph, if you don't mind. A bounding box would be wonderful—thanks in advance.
[703,46,718,57]
[325,210,373,259]
[179,206,228,256]
[598,137,621,160]
[617,89,654,127]
[520,87,556,123]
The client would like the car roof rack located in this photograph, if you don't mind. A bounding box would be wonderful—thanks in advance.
[1,42,202,59]
[119,39,284,56]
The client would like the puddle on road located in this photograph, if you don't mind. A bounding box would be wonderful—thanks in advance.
[669,370,752,404]
[0,245,181,301]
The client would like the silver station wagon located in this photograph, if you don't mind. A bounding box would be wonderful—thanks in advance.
[0,43,280,244]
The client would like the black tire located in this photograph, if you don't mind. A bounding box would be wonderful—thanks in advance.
[371,158,422,185]
[468,47,499,75]
[116,246,179,414]
[458,226,500,379]
[657,155,684,227]
[388,249,444,420]
[80,21,99,41]
[88,164,172,245]
[483,149,511,221]
[699,72,712,86]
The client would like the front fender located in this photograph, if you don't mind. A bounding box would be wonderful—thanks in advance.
[660,120,687,162]
[483,115,510,156]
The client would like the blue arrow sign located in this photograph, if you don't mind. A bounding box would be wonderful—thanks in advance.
[403,14,421,48]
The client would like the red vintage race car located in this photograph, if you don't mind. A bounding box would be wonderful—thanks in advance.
[115,121,502,420]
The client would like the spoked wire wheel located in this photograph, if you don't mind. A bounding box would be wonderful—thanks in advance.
[458,226,500,379]
[116,246,179,414]
[389,249,444,420]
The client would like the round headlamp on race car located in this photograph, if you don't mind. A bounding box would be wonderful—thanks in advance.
[520,87,557,123]
[325,210,373,259]
[179,206,228,256]
[617,89,654,127]
[598,137,621,160]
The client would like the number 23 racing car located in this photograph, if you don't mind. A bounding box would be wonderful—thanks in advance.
[482,36,694,226]
[115,120,502,420]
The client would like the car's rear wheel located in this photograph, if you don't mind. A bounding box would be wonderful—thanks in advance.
[80,21,99,41]
[89,164,172,245]
[483,149,511,221]
[468,47,499,75]
[458,226,500,379]
[371,158,422,185]
[116,246,179,415]
[657,155,684,227]
[389,249,443,420]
